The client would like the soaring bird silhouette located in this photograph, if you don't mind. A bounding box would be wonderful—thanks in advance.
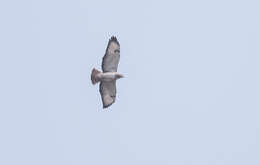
[91,36,124,108]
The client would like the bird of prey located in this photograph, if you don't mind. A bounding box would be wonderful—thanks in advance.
[91,36,124,108]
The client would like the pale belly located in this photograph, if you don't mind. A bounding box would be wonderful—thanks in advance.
[99,72,117,82]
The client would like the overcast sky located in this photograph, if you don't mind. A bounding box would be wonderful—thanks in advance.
[0,0,260,164]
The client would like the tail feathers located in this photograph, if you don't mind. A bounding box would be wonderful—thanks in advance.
[91,68,101,85]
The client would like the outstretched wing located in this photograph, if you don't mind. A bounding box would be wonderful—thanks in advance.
[102,36,120,72]
[99,81,116,108]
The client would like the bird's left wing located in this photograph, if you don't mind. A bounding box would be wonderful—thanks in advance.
[102,36,120,72]
[99,81,116,108]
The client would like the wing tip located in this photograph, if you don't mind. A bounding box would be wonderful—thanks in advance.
[109,36,120,46]
[102,96,116,109]
[102,102,113,109]
[103,105,110,109]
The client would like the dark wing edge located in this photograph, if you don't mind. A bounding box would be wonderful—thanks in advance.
[106,36,120,50]
[99,81,117,108]
[101,36,120,72]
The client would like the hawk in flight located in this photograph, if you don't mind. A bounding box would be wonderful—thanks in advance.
[91,36,124,108]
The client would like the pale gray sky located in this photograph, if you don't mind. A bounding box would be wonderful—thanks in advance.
[0,0,260,164]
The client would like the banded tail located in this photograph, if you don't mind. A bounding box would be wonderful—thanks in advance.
[91,68,101,85]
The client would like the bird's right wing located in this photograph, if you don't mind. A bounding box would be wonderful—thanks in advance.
[99,80,116,108]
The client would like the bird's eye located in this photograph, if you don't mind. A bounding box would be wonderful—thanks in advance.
[114,49,120,53]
